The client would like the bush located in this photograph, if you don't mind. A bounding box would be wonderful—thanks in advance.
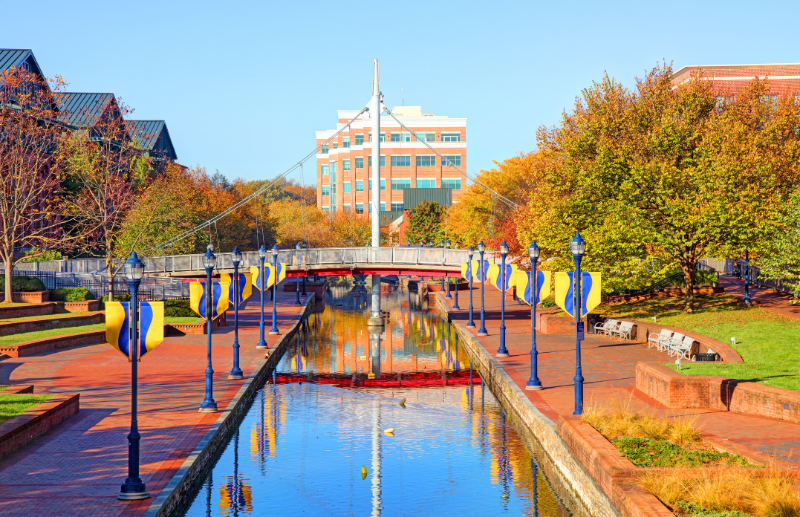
[50,288,95,302]
[0,275,46,292]
[539,295,556,308]
[20,248,62,262]
[165,300,196,318]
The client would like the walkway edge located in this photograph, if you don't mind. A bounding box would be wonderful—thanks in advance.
[142,296,315,517]
[433,293,622,517]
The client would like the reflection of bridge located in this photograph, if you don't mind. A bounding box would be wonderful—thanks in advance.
[19,247,502,278]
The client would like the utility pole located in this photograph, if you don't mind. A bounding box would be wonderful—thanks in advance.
[368,60,384,330]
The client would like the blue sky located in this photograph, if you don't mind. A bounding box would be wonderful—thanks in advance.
[6,0,800,185]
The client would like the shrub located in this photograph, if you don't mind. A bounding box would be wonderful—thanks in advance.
[0,275,46,292]
[539,295,556,308]
[50,287,95,302]
[165,300,196,318]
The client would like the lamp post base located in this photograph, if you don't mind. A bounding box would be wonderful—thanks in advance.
[227,373,244,380]
[256,344,268,350]
[477,331,488,337]
[268,330,280,336]
[525,385,543,391]
[118,490,149,501]
[466,323,476,328]
[496,352,509,358]
[198,407,218,413]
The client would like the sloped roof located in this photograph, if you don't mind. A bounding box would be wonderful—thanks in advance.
[0,49,44,78]
[53,92,115,128]
[125,120,178,161]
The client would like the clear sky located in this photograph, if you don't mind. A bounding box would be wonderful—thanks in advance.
[5,0,799,185]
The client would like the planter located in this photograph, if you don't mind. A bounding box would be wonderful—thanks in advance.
[53,300,100,313]
[0,393,79,462]
[165,311,227,336]
[0,290,51,304]
[0,330,107,358]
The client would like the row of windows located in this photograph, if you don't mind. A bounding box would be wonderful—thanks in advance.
[322,155,461,173]
[322,178,461,195]
[321,132,462,153]
[391,179,411,190]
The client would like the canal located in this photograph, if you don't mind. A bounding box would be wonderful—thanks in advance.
[182,281,569,516]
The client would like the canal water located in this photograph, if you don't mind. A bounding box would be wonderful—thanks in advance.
[182,282,568,516]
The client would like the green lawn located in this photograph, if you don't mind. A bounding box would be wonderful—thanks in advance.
[601,294,800,391]
[0,394,53,425]
[0,312,90,324]
[0,324,105,347]
[164,316,202,324]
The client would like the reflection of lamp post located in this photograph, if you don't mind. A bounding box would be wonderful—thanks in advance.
[295,243,301,306]
[256,245,267,349]
[571,233,586,415]
[478,241,488,336]
[229,247,243,380]
[370,329,381,379]
[526,241,542,390]
[200,247,218,413]
[301,241,308,297]
[467,246,475,328]
[497,241,509,357]
[118,252,148,500]
[269,245,279,335]
[531,458,540,517]
[371,398,383,517]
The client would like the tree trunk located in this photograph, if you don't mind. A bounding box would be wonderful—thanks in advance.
[3,258,12,304]
[681,257,697,313]
[106,253,114,302]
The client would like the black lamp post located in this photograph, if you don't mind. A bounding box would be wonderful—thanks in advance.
[118,252,149,501]
[744,249,751,304]
[478,241,488,336]
[571,233,586,415]
[301,241,308,297]
[295,243,301,306]
[440,240,446,293]
[467,246,475,328]
[526,241,542,390]
[256,245,267,349]
[269,245,279,335]
[199,246,218,413]
[228,246,243,380]
[496,241,509,357]
[445,240,452,299]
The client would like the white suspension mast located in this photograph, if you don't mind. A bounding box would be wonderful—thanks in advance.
[368,59,384,328]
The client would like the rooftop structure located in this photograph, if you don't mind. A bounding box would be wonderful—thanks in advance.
[671,63,800,97]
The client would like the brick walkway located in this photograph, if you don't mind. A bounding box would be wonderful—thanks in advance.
[442,288,800,467]
[0,290,307,516]
[718,275,800,321]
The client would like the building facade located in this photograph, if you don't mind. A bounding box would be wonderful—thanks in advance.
[315,106,466,214]
[671,63,800,100]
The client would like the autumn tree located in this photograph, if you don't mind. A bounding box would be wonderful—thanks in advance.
[520,64,800,311]
[405,200,445,246]
[0,67,76,301]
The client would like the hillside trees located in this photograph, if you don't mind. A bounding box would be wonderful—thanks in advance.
[405,200,445,246]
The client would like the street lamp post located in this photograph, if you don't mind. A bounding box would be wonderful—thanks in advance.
[295,243,301,306]
[269,245,279,335]
[301,241,308,297]
[526,241,542,390]
[118,252,148,500]
[228,247,243,380]
[496,241,509,357]
[743,249,751,304]
[199,247,218,413]
[445,240,452,299]
[256,245,267,349]
[440,240,446,293]
[467,246,475,328]
[478,241,488,336]
[571,233,586,415]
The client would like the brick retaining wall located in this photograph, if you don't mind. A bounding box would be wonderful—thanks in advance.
[0,330,107,358]
[0,393,79,462]
[0,312,104,337]
[0,304,54,320]
[0,291,51,304]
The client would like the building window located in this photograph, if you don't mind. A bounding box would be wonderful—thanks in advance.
[343,182,351,193]
[356,203,364,214]
[331,196,336,211]
[442,179,462,190]
[356,180,364,192]
[369,179,386,191]
[322,186,330,196]
[355,135,364,146]
[391,202,404,211]
[333,143,338,149]
[322,207,329,213]
[342,137,350,148]
[416,155,436,167]
[368,156,386,167]
[321,144,329,154]
[368,133,385,142]
[321,165,329,176]
[330,161,337,173]
[343,159,351,171]
[368,203,386,214]
[417,133,435,142]
[416,179,436,188]
[761,95,779,108]
[442,155,461,167]
[390,155,411,167]
[441,133,461,142]
[391,179,411,190]
[390,133,400,142]
[344,204,351,212]
[331,173,336,194]
[355,157,363,169]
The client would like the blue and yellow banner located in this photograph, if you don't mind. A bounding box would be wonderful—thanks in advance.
[249,263,287,291]
[220,477,253,514]
[220,272,252,305]
[472,259,490,282]
[460,261,472,281]
[190,280,230,319]
[105,301,164,360]
[554,272,602,317]
[515,270,552,305]
[487,263,518,291]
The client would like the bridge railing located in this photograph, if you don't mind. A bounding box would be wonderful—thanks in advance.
[16,247,491,275]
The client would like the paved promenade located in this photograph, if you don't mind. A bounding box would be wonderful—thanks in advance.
[441,288,800,467]
[0,290,307,516]
[718,275,800,322]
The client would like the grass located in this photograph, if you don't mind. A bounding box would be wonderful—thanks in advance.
[0,393,54,425]
[601,294,800,391]
[614,437,752,468]
[0,324,105,347]
[0,302,29,307]
[0,312,90,324]
[164,316,202,324]
[640,469,800,517]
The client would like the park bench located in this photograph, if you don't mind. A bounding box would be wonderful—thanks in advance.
[648,328,672,350]
[594,318,619,336]
[609,321,634,340]
[665,332,686,356]
[672,336,696,359]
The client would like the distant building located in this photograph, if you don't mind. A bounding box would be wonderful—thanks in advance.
[125,120,178,163]
[671,63,800,101]
[315,106,467,214]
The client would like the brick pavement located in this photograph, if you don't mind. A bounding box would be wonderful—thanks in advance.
[0,290,307,516]
[719,275,800,321]
[442,288,800,467]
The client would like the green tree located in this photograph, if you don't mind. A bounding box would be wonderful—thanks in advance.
[405,200,445,246]
[758,189,800,295]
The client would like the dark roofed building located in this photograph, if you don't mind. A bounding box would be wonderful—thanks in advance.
[125,120,178,162]
[0,49,45,81]
[53,92,124,131]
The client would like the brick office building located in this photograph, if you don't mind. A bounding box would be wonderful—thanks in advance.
[315,106,467,214]
[671,63,800,100]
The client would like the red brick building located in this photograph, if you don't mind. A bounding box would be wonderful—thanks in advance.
[315,106,467,214]
[671,63,800,99]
